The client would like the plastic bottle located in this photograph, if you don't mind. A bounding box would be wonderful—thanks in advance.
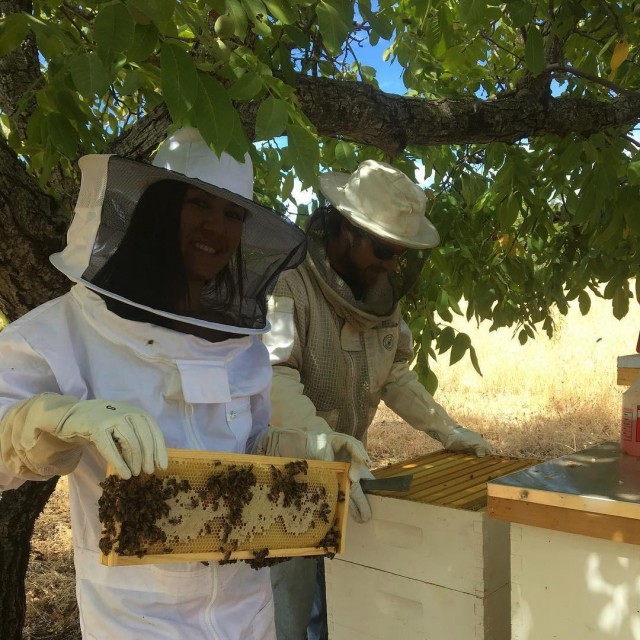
[621,376,640,456]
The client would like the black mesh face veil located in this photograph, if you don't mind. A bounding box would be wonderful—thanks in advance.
[309,207,430,316]
[84,156,306,333]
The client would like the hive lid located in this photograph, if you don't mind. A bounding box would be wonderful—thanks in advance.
[372,451,539,510]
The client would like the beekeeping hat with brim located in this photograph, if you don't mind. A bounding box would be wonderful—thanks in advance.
[50,127,306,334]
[318,159,440,249]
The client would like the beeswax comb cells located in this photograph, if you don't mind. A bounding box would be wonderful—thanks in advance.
[98,449,350,567]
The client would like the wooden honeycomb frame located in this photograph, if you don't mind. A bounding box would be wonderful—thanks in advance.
[99,449,350,567]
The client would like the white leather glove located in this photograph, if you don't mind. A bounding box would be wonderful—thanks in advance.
[255,426,371,467]
[348,463,374,523]
[0,393,168,479]
[255,427,374,522]
[443,426,492,457]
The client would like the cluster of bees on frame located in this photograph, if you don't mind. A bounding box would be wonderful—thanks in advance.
[98,459,344,569]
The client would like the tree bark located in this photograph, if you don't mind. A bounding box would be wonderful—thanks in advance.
[0,478,59,640]
[0,137,70,639]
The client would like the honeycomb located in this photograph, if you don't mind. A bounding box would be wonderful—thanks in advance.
[98,449,349,567]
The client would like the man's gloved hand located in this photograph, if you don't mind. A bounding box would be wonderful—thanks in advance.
[255,427,374,522]
[0,393,168,479]
[348,463,374,523]
[255,427,371,468]
[444,426,492,457]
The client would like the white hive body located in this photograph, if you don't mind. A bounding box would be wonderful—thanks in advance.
[98,449,349,567]
[325,451,538,640]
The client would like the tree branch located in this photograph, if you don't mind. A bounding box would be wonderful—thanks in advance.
[548,62,631,95]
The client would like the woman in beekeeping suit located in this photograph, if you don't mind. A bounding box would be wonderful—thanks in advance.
[0,127,307,639]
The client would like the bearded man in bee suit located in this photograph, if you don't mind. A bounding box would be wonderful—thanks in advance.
[256,159,492,640]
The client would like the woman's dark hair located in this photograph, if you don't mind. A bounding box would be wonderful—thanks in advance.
[92,179,243,326]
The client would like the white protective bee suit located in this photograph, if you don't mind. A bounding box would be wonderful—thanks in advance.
[0,128,307,640]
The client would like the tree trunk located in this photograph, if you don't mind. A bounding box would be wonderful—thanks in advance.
[0,137,69,639]
[0,478,60,639]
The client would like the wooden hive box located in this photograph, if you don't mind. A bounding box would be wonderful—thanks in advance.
[99,449,350,567]
[325,451,538,640]
[617,353,640,386]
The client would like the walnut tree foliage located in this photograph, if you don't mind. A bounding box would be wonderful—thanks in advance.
[1,0,639,392]
[0,2,639,636]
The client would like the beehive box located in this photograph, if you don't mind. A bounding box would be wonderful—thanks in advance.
[325,451,538,640]
[98,449,349,567]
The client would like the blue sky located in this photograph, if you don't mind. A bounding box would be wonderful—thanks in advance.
[353,37,406,94]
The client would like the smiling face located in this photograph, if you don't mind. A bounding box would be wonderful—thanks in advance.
[179,186,245,286]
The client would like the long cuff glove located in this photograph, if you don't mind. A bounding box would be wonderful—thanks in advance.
[254,426,371,467]
[255,427,374,522]
[348,463,374,523]
[0,393,169,480]
[443,426,492,457]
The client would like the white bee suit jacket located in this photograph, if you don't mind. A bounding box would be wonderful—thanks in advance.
[0,285,275,640]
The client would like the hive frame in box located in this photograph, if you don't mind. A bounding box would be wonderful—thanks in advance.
[99,448,350,567]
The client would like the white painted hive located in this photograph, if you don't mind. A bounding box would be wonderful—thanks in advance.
[325,451,538,640]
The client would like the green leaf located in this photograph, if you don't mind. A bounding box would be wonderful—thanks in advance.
[507,0,535,27]
[0,12,30,56]
[242,0,271,36]
[255,96,288,140]
[458,0,487,27]
[160,43,199,121]
[53,89,88,123]
[69,52,111,98]
[128,0,176,29]
[334,141,357,170]
[578,290,591,315]
[469,345,482,376]
[193,73,234,155]
[263,0,297,24]
[127,23,159,62]
[498,194,520,229]
[557,142,583,171]
[438,326,455,353]
[227,72,264,100]
[227,0,249,39]
[524,25,545,76]
[286,122,319,189]
[449,332,471,366]
[47,112,77,158]
[628,160,640,185]
[618,186,640,234]
[359,3,394,40]
[94,3,135,62]
[282,172,295,200]
[121,68,146,95]
[572,180,601,225]
[317,0,352,55]
[613,284,630,320]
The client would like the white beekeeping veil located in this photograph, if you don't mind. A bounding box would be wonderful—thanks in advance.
[50,127,306,334]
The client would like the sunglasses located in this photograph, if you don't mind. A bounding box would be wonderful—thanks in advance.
[351,226,408,260]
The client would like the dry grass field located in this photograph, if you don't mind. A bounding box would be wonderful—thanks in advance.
[22,290,638,639]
